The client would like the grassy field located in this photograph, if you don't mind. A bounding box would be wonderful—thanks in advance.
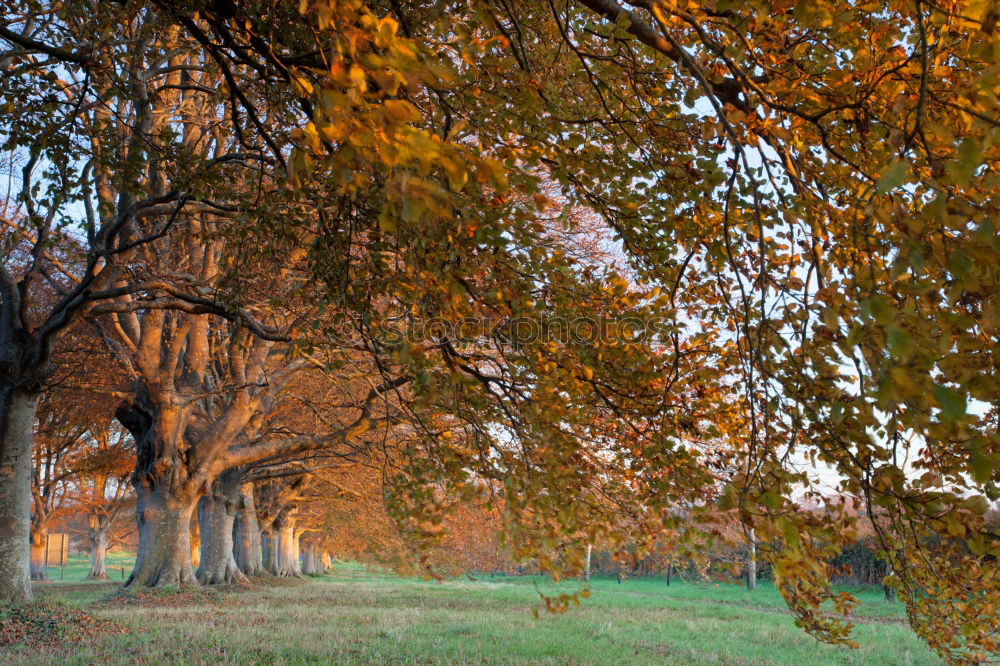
[4,555,942,665]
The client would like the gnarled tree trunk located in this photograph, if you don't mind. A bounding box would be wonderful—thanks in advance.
[321,551,332,571]
[126,483,199,588]
[120,399,204,588]
[0,387,37,603]
[197,471,247,585]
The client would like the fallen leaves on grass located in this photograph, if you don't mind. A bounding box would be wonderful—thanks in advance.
[98,585,228,608]
[0,600,128,648]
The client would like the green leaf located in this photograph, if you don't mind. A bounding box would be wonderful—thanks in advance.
[932,384,966,423]
[876,159,909,193]
[969,445,993,485]
[955,138,983,184]
[865,295,894,325]
[886,323,912,358]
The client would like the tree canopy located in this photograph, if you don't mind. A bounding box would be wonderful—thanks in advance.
[2,0,999,661]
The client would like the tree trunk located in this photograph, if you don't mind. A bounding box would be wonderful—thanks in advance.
[291,528,302,576]
[263,530,280,575]
[196,473,247,585]
[746,527,757,591]
[271,517,300,577]
[584,544,592,582]
[0,387,37,603]
[190,526,200,570]
[301,544,314,574]
[883,564,895,602]
[303,544,323,574]
[126,484,198,588]
[321,551,332,571]
[29,529,47,581]
[86,526,109,580]
[233,483,263,576]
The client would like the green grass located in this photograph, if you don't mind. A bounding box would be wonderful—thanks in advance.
[33,550,135,584]
[6,558,942,665]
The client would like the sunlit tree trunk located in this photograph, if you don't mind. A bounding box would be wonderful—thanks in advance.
[271,514,300,577]
[0,386,36,603]
[28,529,47,581]
[87,525,109,580]
[584,544,592,582]
[746,528,757,591]
[292,528,303,576]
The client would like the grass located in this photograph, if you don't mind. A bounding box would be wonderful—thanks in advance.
[32,550,136,585]
[4,556,942,665]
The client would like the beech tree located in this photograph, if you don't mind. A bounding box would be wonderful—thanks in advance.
[28,392,85,580]
[0,2,291,602]
[68,418,133,580]
[147,2,999,658]
[4,0,1000,660]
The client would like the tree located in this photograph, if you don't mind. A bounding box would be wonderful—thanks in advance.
[28,392,85,580]
[68,418,133,580]
[0,1,286,602]
[5,0,999,659]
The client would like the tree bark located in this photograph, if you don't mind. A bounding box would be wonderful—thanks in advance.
[291,528,302,576]
[29,529,47,581]
[263,530,280,575]
[87,527,109,580]
[126,484,198,588]
[0,387,37,603]
[271,515,300,577]
[321,551,332,571]
[302,544,322,575]
[584,544,592,582]
[196,472,248,585]
[301,544,314,574]
[233,483,263,576]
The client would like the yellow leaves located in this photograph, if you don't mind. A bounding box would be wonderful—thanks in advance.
[439,155,468,192]
[291,75,314,98]
[792,4,835,29]
[286,148,313,188]
[349,63,367,93]
[382,99,422,124]
[374,16,399,48]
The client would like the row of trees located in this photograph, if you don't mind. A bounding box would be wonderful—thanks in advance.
[2,1,999,661]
